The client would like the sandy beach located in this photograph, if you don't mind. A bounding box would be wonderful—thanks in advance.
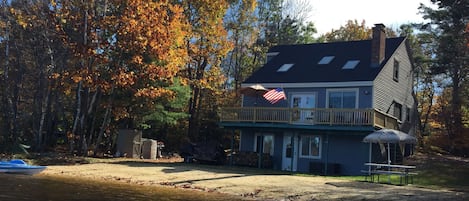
[37,158,469,201]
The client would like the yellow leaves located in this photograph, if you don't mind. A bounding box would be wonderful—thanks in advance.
[71,74,82,83]
[49,73,61,80]
[112,107,131,121]
[113,70,136,87]
[135,87,174,99]
[50,0,57,7]
[118,0,188,62]
[9,8,29,29]
[244,0,257,12]
[132,56,144,64]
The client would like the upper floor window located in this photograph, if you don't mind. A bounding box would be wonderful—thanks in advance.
[394,102,402,121]
[327,89,358,109]
[393,59,399,82]
[300,135,321,159]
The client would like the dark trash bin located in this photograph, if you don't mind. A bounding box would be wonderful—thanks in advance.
[309,162,341,175]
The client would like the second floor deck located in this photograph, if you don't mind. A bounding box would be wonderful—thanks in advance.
[220,107,399,130]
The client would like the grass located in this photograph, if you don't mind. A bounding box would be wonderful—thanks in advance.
[410,153,469,191]
[335,152,469,191]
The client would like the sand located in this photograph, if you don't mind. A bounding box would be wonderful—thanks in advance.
[39,158,468,201]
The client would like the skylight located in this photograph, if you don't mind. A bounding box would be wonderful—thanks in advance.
[277,63,294,72]
[266,52,279,63]
[342,60,360,69]
[318,56,335,65]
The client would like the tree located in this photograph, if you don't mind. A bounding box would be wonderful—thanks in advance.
[50,0,190,155]
[182,0,233,141]
[319,20,397,42]
[400,23,439,148]
[321,20,371,42]
[419,0,469,155]
[0,0,68,153]
[223,0,258,92]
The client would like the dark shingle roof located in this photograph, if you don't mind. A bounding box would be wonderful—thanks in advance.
[243,37,406,84]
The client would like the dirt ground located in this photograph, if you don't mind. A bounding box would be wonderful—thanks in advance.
[38,157,469,201]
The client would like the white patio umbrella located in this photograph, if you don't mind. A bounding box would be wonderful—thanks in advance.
[239,84,268,96]
[363,129,417,166]
[239,84,268,105]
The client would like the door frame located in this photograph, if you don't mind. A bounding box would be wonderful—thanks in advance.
[282,133,298,171]
[290,93,317,123]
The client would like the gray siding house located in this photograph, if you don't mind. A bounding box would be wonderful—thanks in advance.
[220,24,417,175]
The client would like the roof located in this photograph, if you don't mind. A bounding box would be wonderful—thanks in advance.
[243,37,406,84]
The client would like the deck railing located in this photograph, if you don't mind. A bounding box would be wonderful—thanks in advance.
[220,107,398,129]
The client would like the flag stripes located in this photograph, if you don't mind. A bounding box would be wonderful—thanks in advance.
[263,88,286,104]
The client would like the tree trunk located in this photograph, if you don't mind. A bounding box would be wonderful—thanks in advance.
[70,81,83,154]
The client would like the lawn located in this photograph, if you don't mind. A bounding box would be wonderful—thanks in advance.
[332,152,469,191]
[410,152,469,191]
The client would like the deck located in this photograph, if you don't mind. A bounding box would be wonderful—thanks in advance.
[220,107,398,129]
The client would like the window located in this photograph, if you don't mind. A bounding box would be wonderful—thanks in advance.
[266,52,279,63]
[254,134,274,156]
[393,59,399,81]
[318,56,335,64]
[394,102,402,121]
[342,60,360,69]
[327,89,358,108]
[300,135,321,158]
[406,107,411,121]
[277,63,294,72]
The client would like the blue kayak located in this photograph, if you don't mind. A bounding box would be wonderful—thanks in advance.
[0,159,47,175]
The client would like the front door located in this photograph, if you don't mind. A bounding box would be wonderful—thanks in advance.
[282,134,297,171]
[291,94,316,123]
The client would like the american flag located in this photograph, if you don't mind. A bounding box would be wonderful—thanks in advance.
[263,88,286,104]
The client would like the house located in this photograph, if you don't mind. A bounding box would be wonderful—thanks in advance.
[219,24,417,175]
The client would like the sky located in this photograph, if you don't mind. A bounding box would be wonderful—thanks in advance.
[307,0,435,35]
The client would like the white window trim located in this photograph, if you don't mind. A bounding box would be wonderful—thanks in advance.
[290,92,317,108]
[299,135,322,159]
[254,133,275,156]
[326,88,359,109]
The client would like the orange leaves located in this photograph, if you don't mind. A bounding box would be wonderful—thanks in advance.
[113,70,136,87]
[117,0,188,60]
[114,0,189,100]
[135,87,175,99]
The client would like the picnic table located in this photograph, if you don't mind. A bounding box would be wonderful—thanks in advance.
[362,163,417,185]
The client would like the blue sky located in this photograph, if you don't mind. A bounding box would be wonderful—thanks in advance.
[308,0,435,35]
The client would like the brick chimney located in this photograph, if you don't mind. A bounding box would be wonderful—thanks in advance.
[371,24,386,67]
